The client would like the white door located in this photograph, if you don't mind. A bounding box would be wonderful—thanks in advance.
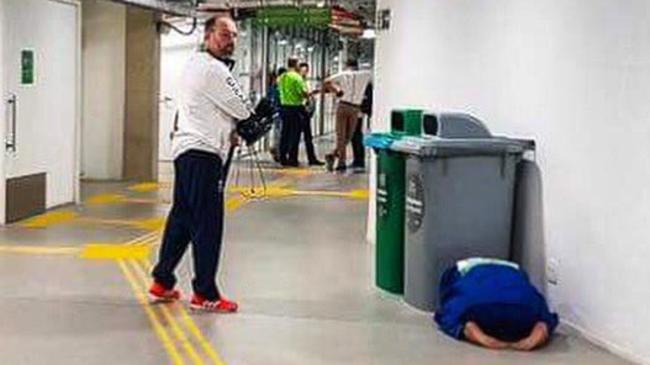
[2,0,79,222]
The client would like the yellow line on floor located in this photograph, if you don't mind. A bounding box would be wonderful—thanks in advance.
[127,260,204,365]
[77,217,166,231]
[128,233,226,364]
[126,231,161,245]
[291,189,370,200]
[86,194,127,205]
[0,245,80,256]
[21,211,79,228]
[175,298,226,365]
[255,167,326,177]
[225,196,248,211]
[123,198,171,205]
[128,182,161,193]
[138,259,226,365]
[117,259,185,365]
[80,243,152,260]
[0,231,160,258]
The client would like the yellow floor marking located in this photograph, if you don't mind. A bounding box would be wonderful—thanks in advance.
[229,187,369,201]
[86,194,127,205]
[348,189,370,200]
[124,198,171,205]
[21,211,78,228]
[80,243,152,260]
[225,195,248,212]
[128,182,161,193]
[0,245,79,256]
[257,167,324,177]
[137,259,226,365]
[258,186,295,199]
[125,230,161,245]
[117,259,185,365]
[227,185,269,194]
[76,217,134,226]
[127,260,204,365]
[77,217,166,231]
[291,189,370,200]
[133,217,167,231]
[175,299,227,365]
[0,230,160,257]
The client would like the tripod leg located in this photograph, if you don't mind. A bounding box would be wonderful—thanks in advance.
[252,148,268,196]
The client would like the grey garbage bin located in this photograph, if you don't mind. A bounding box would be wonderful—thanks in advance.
[390,112,534,312]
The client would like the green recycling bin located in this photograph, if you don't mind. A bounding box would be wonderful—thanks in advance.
[366,109,423,294]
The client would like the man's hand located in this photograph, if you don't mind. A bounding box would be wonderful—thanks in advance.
[510,322,549,351]
[230,130,241,147]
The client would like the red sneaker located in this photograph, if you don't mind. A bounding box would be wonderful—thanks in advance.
[148,282,181,303]
[190,294,239,313]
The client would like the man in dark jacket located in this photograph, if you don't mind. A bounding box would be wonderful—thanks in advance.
[350,82,373,172]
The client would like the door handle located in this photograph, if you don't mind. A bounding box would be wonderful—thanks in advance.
[5,94,17,152]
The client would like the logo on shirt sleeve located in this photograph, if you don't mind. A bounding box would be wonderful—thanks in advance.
[226,76,249,106]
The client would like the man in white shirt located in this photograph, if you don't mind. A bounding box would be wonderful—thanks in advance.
[149,16,251,313]
[323,59,372,172]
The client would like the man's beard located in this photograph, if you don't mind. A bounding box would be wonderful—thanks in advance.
[221,44,235,57]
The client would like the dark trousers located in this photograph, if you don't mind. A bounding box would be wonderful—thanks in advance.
[152,150,225,300]
[351,117,365,167]
[279,106,303,165]
[299,109,319,163]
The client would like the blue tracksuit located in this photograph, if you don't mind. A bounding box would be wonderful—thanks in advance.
[434,264,559,342]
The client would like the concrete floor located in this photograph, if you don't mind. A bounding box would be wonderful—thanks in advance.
[0,145,636,365]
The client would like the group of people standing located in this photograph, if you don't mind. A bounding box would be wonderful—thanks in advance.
[268,57,373,172]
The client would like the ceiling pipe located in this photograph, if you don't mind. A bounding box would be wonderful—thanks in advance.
[103,0,200,17]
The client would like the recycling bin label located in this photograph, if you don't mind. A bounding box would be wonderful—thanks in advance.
[377,172,388,217]
[406,173,424,232]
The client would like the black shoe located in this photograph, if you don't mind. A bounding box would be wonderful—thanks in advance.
[308,160,325,166]
[270,148,280,162]
[334,164,347,173]
[350,165,366,174]
[324,154,335,172]
[281,160,299,168]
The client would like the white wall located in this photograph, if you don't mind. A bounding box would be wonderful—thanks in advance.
[81,0,126,180]
[374,0,650,363]
[0,0,6,223]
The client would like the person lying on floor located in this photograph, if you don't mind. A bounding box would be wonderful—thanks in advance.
[434,258,559,351]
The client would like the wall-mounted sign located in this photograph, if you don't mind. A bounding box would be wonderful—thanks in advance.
[21,49,35,85]
[254,6,331,27]
[376,9,391,31]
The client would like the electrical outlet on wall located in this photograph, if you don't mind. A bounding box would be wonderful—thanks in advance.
[547,259,560,286]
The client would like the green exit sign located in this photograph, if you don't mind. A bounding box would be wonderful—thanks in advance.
[254,6,331,27]
[21,49,35,86]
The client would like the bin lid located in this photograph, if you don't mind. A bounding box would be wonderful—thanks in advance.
[423,112,492,139]
[363,132,399,150]
[390,136,530,157]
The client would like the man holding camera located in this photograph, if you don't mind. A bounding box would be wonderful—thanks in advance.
[149,15,251,313]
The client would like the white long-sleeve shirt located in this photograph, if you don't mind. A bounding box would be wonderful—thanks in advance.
[172,51,252,160]
[325,70,372,106]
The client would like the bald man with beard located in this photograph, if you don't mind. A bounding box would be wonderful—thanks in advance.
[149,16,251,313]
